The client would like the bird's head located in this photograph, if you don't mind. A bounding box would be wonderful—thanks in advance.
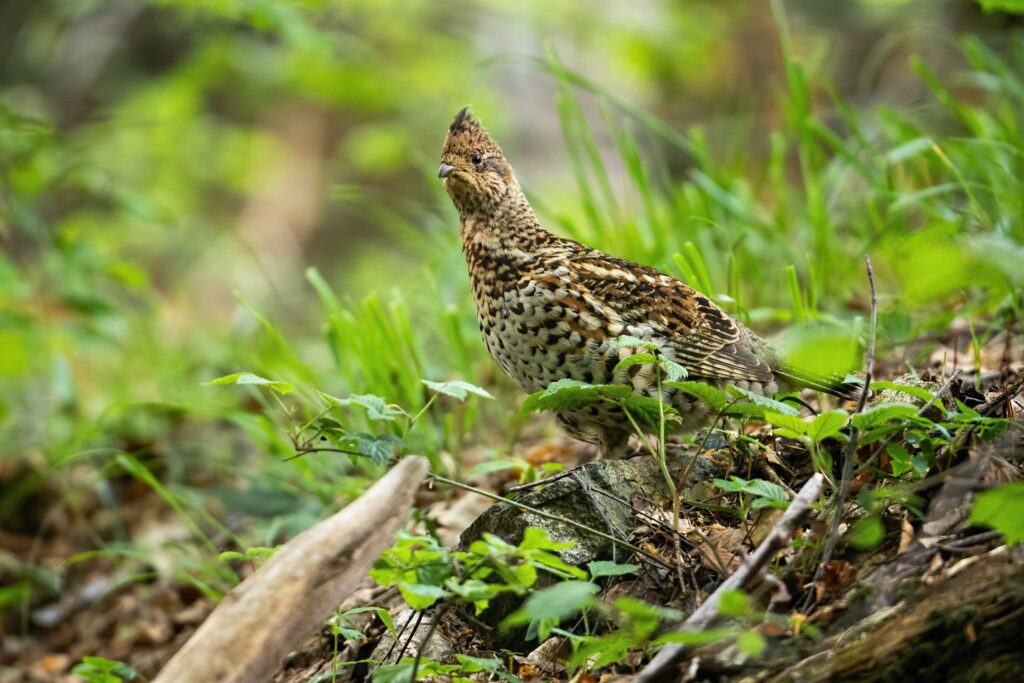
[439,107,520,215]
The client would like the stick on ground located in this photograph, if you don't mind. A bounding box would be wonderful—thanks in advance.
[153,456,429,683]
[636,473,825,683]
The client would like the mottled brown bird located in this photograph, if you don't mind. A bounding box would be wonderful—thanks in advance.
[439,107,854,457]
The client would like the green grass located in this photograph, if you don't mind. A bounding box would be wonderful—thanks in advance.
[2,8,1023,651]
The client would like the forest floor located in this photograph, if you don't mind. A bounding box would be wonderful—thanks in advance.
[3,325,1024,683]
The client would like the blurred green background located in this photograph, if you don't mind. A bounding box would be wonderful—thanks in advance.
[1,0,1023,658]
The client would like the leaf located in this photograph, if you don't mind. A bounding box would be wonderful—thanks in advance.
[339,606,397,637]
[727,385,800,416]
[467,459,529,476]
[616,335,659,350]
[204,372,294,395]
[397,581,447,610]
[502,580,599,627]
[764,411,807,436]
[659,357,688,381]
[970,482,1024,545]
[329,393,404,421]
[520,379,631,416]
[870,381,937,404]
[717,589,751,616]
[851,404,920,430]
[519,527,576,552]
[737,630,767,657]
[421,379,493,401]
[342,432,403,464]
[371,663,414,683]
[614,353,658,371]
[668,381,728,411]
[805,411,848,443]
[887,443,913,477]
[848,515,885,549]
[621,394,677,430]
[587,561,639,578]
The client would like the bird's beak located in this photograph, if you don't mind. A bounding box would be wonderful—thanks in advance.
[438,163,456,179]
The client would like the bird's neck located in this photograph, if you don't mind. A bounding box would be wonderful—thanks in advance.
[458,191,551,259]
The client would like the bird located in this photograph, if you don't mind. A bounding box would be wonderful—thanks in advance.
[438,107,857,458]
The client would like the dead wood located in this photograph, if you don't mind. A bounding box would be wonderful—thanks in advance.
[765,547,1024,682]
[152,456,428,683]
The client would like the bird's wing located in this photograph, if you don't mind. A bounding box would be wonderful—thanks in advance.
[564,251,775,383]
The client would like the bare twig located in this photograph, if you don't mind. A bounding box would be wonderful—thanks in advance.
[810,256,877,598]
[636,473,825,683]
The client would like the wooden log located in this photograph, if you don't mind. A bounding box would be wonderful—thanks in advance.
[154,456,429,683]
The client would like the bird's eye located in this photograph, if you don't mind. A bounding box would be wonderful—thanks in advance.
[471,153,482,166]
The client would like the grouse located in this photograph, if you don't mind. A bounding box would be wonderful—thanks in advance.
[439,107,855,458]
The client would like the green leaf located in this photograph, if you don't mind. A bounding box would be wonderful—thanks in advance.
[467,459,529,476]
[727,385,800,416]
[738,630,767,657]
[616,335,659,351]
[970,482,1024,545]
[851,404,920,431]
[342,432,403,464]
[805,411,848,443]
[614,353,658,370]
[502,580,599,627]
[371,663,414,683]
[328,393,404,421]
[870,381,937,404]
[621,394,677,430]
[848,515,885,549]
[204,372,294,395]
[668,381,728,411]
[455,655,504,674]
[717,588,750,616]
[587,561,639,578]
[764,411,807,436]
[659,357,688,381]
[520,380,631,416]
[397,581,447,610]
[519,527,576,552]
[886,443,913,477]
[421,379,493,401]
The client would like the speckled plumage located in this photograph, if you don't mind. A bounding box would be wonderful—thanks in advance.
[439,108,845,457]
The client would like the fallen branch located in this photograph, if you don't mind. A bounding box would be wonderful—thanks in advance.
[153,456,429,683]
[636,473,825,683]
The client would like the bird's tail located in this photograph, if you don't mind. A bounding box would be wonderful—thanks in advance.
[774,366,867,402]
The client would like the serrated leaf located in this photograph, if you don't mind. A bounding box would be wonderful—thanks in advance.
[621,394,677,430]
[520,380,631,416]
[614,353,658,371]
[204,372,294,395]
[616,335,659,350]
[806,411,848,442]
[587,561,639,578]
[421,379,493,401]
[668,381,728,411]
[322,392,404,421]
[728,385,800,416]
[342,432,403,464]
[659,357,688,381]
[970,481,1024,545]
